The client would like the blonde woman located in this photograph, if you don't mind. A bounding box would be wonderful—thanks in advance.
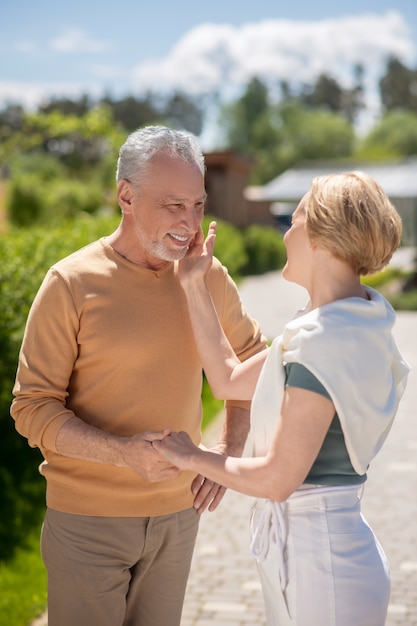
[154,172,410,625]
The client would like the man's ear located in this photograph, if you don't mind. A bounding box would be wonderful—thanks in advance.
[117,180,133,214]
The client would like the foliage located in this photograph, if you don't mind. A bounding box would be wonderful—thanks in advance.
[361,266,404,289]
[0,214,120,560]
[300,66,365,123]
[0,528,47,626]
[44,90,206,136]
[387,288,417,310]
[203,216,248,277]
[8,175,108,227]
[242,224,286,275]
[361,267,417,310]
[379,56,417,113]
[0,105,125,177]
[220,89,355,184]
[357,110,417,158]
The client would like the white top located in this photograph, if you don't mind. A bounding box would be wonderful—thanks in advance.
[251,287,410,475]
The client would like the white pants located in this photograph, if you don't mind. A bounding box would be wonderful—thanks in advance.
[250,485,390,626]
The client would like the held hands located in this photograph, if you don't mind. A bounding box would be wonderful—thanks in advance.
[178,221,217,288]
[152,431,197,470]
[153,432,227,514]
[122,429,180,482]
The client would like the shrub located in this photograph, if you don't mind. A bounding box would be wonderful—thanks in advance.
[44,178,104,220]
[8,175,107,226]
[0,214,119,560]
[203,216,248,278]
[242,224,286,275]
[7,175,45,226]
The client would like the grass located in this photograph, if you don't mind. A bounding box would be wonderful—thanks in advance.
[0,528,47,626]
[362,265,417,311]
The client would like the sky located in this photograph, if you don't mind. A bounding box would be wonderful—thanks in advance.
[1,0,417,146]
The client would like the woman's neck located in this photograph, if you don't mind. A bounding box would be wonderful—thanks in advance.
[307,257,367,310]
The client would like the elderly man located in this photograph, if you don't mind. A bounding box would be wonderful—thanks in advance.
[11,125,267,626]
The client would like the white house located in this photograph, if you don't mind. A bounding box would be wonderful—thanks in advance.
[245,158,417,246]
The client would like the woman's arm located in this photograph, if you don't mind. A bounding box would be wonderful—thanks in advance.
[154,386,335,501]
[179,222,267,400]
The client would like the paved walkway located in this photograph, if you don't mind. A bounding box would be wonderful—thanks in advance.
[32,266,417,625]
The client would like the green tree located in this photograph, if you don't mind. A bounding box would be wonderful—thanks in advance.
[298,66,364,123]
[1,106,125,225]
[38,94,92,117]
[302,73,343,113]
[161,90,204,137]
[0,105,125,176]
[219,77,270,155]
[221,89,354,184]
[358,110,417,158]
[379,56,417,112]
[100,93,161,132]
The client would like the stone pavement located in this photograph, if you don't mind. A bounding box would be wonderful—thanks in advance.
[180,271,417,626]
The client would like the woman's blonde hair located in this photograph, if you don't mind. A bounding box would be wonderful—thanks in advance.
[305,171,403,275]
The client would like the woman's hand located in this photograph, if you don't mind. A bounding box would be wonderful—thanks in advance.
[152,431,199,470]
[178,221,217,289]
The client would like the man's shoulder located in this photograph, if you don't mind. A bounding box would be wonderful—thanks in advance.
[52,239,106,273]
[208,256,231,278]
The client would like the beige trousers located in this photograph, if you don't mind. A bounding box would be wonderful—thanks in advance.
[41,507,199,626]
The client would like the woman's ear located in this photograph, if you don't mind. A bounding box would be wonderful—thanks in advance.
[117,180,133,214]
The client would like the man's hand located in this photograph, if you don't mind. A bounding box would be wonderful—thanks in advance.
[191,442,228,514]
[122,429,180,482]
[191,474,226,514]
[56,417,179,482]
[153,432,228,513]
[178,221,217,289]
[191,405,252,514]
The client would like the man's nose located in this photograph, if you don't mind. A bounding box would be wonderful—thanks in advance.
[184,206,203,231]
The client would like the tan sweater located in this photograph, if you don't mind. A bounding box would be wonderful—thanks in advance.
[11,238,266,517]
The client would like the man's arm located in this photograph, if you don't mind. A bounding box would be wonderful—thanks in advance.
[11,269,179,484]
[56,417,179,482]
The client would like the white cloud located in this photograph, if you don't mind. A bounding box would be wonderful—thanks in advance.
[50,28,110,54]
[132,11,415,99]
[0,11,415,135]
[0,80,103,110]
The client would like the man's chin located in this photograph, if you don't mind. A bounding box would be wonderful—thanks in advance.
[156,247,188,262]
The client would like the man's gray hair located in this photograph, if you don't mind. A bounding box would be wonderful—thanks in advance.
[116,125,206,187]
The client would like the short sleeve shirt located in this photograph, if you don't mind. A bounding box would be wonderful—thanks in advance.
[285,362,366,485]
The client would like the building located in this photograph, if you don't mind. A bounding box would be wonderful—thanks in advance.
[204,151,254,228]
[244,158,417,246]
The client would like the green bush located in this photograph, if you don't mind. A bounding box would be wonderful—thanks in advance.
[203,216,248,278]
[361,266,404,289]
[388,288,417,310]
[8,175,107,226]
[242,224,286,275]
[7,175,45,226]
[0,214,120,560]
[45,178,104,220]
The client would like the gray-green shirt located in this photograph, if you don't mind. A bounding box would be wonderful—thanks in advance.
[285,362,366,486]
